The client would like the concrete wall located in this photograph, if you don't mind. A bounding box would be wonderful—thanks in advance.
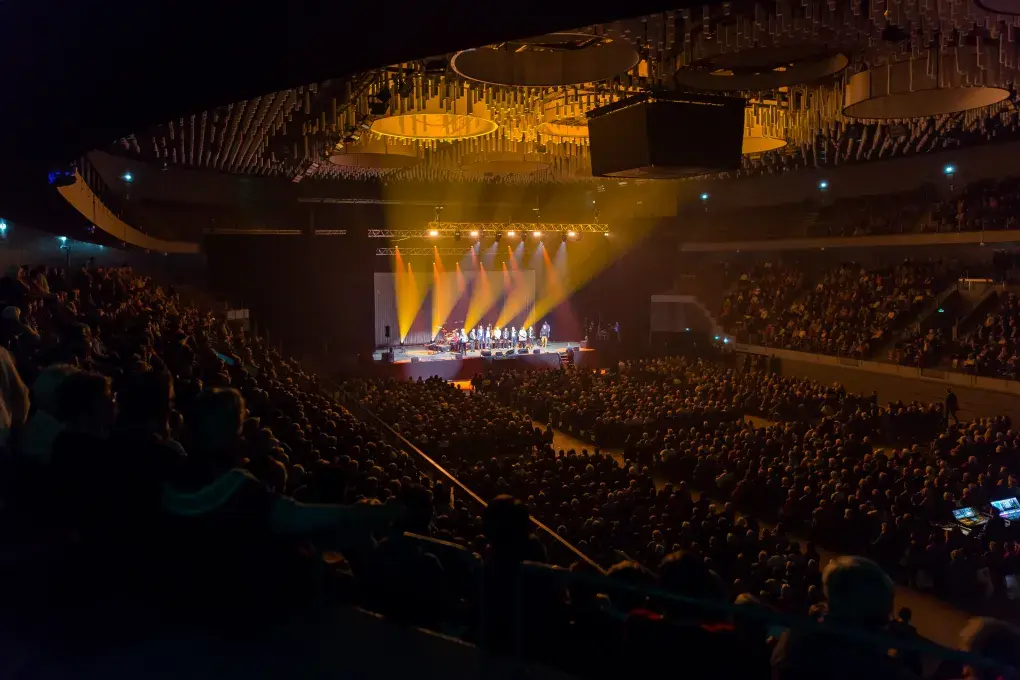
[773,358,1020,424]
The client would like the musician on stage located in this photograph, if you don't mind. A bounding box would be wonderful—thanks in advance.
[527,325,535,348]
[485,324,492,350]
[509,327,516,350]
[493,325,501,349]
[540,320,550,348]
[517,326,526,349]
[468,326,476,351]
[460,328,468,352]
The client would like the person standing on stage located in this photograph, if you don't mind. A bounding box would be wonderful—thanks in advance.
[527,325,535,348]
[540,320,550,348]
[485,324,492,350]
[468,326,476,351]
[460,328,468,352]
[510,326,516,350]
[518,326,526,349]
[493,325,501,349]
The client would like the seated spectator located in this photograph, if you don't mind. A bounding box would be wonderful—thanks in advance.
[0,344,29,448]
[959,617,1020,680]
[771,556,913,679]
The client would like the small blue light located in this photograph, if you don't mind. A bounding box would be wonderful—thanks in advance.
[58,236,67,243]
[700,192,710,201]
[723,337,730,344]
[944,164,956,175]
[685,327,691,332]
[818,180,829,190]
[938,307,945,313]
[714,335,720,341]
[0,220,7,232]
[122,172,133,182]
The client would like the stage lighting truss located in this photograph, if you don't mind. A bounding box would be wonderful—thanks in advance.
[366,223,607,239]
[376,247,474,256]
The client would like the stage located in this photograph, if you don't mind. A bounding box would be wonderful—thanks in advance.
[370,341,596,380]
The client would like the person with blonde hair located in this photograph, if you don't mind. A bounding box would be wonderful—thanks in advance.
[0,345,28,448]
[959,617,1020,680]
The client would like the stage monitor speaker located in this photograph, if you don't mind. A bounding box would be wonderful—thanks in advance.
[517,348,528,355]
[533,348,541,354]
[481,350,492,357]
[586,93,745,179]
[495,351,504,357]
[384,325,391,339]
[411,357,420,363]
[455,352,465,359]
[383,350,394,364]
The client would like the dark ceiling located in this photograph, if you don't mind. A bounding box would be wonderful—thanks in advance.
[0,0,686,169]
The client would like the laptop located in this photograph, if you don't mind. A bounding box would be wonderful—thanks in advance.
[991,497,1020,521]
[952,506,988,528]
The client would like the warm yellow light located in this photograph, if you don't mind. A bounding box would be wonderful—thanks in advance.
[506,230,516,237]
[371,113,497,141]
[470,230,479,238]
[567,230,577,238]
[429,229,440,237]
[603,231,610,236]
[533,231,542,238]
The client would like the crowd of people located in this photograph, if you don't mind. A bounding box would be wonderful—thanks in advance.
[928,176,1020,234]
[344,354,1020,676]
[0,261,498,651]
[722,260,954,358]
[4,258,1020,677]
[952,293,1020,380]
[719,262,806,341]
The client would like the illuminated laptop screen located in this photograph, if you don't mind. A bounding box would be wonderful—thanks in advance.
[991,497,1020,519]
[953,507,978,520]
[952,507,987,526]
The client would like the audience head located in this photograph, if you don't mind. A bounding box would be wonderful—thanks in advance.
[822,556,894,626]
[960,617,1020,680]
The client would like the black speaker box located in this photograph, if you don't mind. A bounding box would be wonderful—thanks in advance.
[411,357,420,363]
[481,350,492,357]
[455,352,465,359]
[533,348,541,354]
[495,351,504,357]
[517,348,528,355]
[587,93,745,179]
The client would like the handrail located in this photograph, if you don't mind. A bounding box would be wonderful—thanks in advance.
[517,562,1012,675]
[329,383,605,575]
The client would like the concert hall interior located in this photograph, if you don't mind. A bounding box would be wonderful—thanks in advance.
[15,0,1020,675]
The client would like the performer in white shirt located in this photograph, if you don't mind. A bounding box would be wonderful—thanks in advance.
[460,328,468,352]
[510,327,516,350]
[518,326,527,348]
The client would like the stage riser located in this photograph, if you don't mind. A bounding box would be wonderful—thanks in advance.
[368,350,597,380]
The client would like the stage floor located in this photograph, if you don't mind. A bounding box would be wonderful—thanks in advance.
[372,340,581,364]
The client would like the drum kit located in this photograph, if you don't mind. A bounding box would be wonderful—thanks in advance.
[429,322,466,353]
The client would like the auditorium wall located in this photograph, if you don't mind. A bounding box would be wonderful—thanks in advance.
[677,140,1020,212]
[203,232,376,361]
[763,356,1020,425]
